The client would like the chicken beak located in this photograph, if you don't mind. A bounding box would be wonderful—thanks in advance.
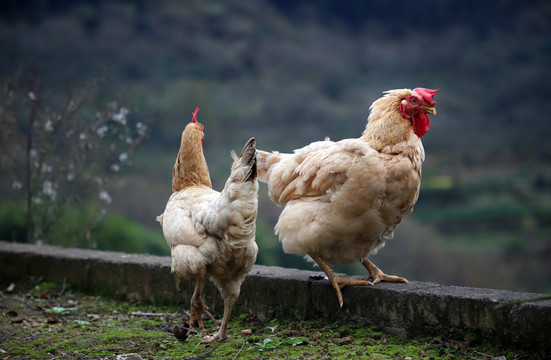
[423,107,437,116]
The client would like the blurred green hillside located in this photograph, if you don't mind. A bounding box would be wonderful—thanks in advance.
[0,0,550,293]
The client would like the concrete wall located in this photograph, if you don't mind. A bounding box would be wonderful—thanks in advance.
[0,241,549,356]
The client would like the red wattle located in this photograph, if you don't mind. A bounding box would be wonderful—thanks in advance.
[412,112,430,137]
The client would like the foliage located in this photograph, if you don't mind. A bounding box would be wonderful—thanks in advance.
[0,0,550,292]
[2,0,549,162]
[0,64,148,244]
[0,200,168,255]
[88,213,168,255]
[50,206,168,255]
[416,170,551,232]
[0,200,27,242]
[247,337,281,352]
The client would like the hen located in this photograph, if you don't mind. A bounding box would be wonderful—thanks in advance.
[257,88,438,307]
[157,108,259,343]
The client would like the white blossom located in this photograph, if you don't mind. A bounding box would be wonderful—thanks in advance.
[41,163,52,173]
[96,125,108,138]
[110,163,120,172]
[99,190,112,204]
[118,153,128,162]
[12,181,22,190]
[112,107,129,125]
[44,120,54,132]
[136,122,147,136]
[28,91,36,100]
[42,180,57,199]
[67,173,74,181]
[79,133,87,141]
[30,149,37,158]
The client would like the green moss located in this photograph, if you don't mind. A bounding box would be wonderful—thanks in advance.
[0,279,540,360]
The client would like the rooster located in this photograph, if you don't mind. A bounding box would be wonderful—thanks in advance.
[256,88,438,307]
[157,108,259,343]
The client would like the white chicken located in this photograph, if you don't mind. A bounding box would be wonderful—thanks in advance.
[157,108,259,343]
[256,88,438,307]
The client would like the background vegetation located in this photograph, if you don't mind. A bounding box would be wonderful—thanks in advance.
[0,0,550,293]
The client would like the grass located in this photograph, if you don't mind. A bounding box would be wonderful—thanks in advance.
[0,279,538,359]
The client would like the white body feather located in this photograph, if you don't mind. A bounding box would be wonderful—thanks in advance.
[256,90,426,266]
[159,148,258,300]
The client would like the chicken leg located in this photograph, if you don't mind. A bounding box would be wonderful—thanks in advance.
[189,280,216,335]
[361,258,408,284]
[310,254,371,308]
[201,296,235,343]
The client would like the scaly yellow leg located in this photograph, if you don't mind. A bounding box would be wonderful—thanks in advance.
[361,258,408,284]
[310,254,371,308]
[189,280,216,334]
[201,297,234,343]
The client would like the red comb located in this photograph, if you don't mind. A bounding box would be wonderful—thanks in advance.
[192,107,200,123]
[413,88,438,106]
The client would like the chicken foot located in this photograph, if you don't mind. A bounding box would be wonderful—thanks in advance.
[200,297,235,343]
[310,254,371,308]
[361,258,408,284]
[189,280,217,335]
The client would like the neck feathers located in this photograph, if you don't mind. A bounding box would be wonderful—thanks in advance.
[172,124,212,192]
[360,89,414,151]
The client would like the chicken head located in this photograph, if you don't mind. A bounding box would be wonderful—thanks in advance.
[399,88,438,137]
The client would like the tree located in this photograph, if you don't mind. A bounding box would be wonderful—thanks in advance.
[0,63,148,244]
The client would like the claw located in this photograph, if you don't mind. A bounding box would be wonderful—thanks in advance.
[310,254,371,308]
[362,258,408,284]
[200,333,227,344]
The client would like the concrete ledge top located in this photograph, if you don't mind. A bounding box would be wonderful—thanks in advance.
[0,241,549,355]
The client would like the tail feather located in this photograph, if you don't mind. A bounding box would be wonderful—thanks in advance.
[216,138,259,243]
[232,137,257,183]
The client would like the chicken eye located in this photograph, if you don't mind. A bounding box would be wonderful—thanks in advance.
[410,97,418,104]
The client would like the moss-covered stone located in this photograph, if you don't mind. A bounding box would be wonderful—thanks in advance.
[1,241,550,358]
[1,279,537,359]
